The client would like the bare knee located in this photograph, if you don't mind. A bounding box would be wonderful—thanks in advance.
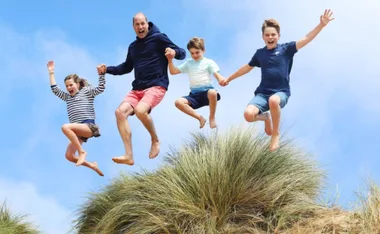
[268,96,281,108]
[207,89,218,98]
[175,98,186,108]
[115,108,126,120]
[115,103,133,120]
[244,106,259,122]
[134,106,148,119]
[61,124,71,133]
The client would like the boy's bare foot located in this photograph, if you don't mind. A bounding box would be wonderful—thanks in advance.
[209,118,217,129]
[263,113,273,136]
[149,140,160,159]
[112,155,134,165]
[89,162,104,176]
[76,151,87,166]
[269,133,280,151]
[199,116,206,128]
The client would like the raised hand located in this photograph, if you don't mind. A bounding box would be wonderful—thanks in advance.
[97,64,106,75]
[47,60,55,73]
[320,9,334,27]
[165,47,175,60]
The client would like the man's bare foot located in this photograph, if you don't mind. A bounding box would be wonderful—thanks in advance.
[149,140,160,159]
[269,133,280,151]
[76,151,87,166]
[89,162,104,176]
[112,155,134,165]
[263,113,273,136]
[199,116,206,128]
[209,117,217,129]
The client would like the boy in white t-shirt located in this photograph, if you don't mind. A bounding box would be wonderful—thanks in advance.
[166,37,226,129]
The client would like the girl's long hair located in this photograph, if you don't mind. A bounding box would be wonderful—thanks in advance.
[64,74,90,90]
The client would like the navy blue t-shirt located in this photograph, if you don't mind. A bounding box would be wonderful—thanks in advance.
[248,41,298,96]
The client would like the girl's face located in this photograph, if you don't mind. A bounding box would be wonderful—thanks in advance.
[65,78,80,96]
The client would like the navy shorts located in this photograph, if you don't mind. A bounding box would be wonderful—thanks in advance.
[183,90,221,109]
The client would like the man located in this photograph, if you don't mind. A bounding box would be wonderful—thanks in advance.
[100,12,186,165]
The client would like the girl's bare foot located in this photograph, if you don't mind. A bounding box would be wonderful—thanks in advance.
[112,155,134,165]
[199,116,206,128]
[149,140,160,159]
[209,118,217,129]
[89,162,104,176]
[269,133,280,151]
[76,151,87,166]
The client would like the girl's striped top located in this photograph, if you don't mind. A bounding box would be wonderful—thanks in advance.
[51,75,105,123]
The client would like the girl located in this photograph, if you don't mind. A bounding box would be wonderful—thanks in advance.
[47,60,106,176]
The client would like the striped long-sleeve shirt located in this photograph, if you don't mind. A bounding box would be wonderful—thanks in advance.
[51,75,106,123]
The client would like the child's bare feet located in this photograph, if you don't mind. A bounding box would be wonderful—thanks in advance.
[89,162,104,176]
[199,116,206,128]
[263,112,273,136]
[269,133,280,151]
[76,151,87,166]
[149,140,160,159]
[209,118,217,129]
[112,155,134,165]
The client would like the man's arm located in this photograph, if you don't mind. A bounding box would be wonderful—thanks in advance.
[159,33,186,60]
[106,48,134,75]
[296,9,334,50]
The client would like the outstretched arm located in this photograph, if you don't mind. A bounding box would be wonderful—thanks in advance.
[87,67,106,97]
[105,48,134,75]
[159,33,186,60]
[296,9,334,50]
[47,60,68,101]
[167,58,181,75]
[224,64,254,85]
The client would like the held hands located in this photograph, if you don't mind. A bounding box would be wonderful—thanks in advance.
[320,9,334,27]
[219,78,230,87]
[97,64,107,75]
[47,60,54,73]
[165,47,176,60]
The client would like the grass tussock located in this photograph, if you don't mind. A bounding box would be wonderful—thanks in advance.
[0,201,40,234]
[73,126,326,234]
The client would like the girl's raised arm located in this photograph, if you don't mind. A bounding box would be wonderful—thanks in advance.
[47,61,69,101]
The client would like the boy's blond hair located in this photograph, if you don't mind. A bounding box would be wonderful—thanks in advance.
[261,19,280,34]
[187,37,205,51]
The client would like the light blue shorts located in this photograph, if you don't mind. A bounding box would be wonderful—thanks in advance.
[248,92,289,114]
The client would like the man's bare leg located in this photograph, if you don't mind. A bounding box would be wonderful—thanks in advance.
[134,102,160,159]
[244,105,273,136]
[268,95,282,151]
[207,89,218,129]
[175,98,206,128]
[112,102,135,165]
[65,142,104,176]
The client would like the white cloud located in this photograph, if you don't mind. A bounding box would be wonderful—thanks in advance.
[0,178,71,234]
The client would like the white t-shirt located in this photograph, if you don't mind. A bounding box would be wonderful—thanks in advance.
[177,57,219,93]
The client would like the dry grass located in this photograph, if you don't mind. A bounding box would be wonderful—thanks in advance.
[0,201,40,234]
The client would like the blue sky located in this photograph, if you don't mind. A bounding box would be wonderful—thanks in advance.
[0,0,379,233]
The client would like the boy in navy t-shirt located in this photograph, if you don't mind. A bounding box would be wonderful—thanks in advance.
[222,9,334,151]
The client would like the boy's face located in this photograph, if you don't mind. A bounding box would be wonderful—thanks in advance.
[189,48,204,61]
[262,27,280,49]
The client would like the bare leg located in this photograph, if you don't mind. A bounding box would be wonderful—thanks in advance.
[207,89,218,129]
[268,95,282,151]
[134,102,161,159]
[175,98,206,128]
[65,142,104,176]
[112,102,135,165]
[244,105,273,136]
[61,123,93,166]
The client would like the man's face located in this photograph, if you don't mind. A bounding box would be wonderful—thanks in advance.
[133,16,149,39]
